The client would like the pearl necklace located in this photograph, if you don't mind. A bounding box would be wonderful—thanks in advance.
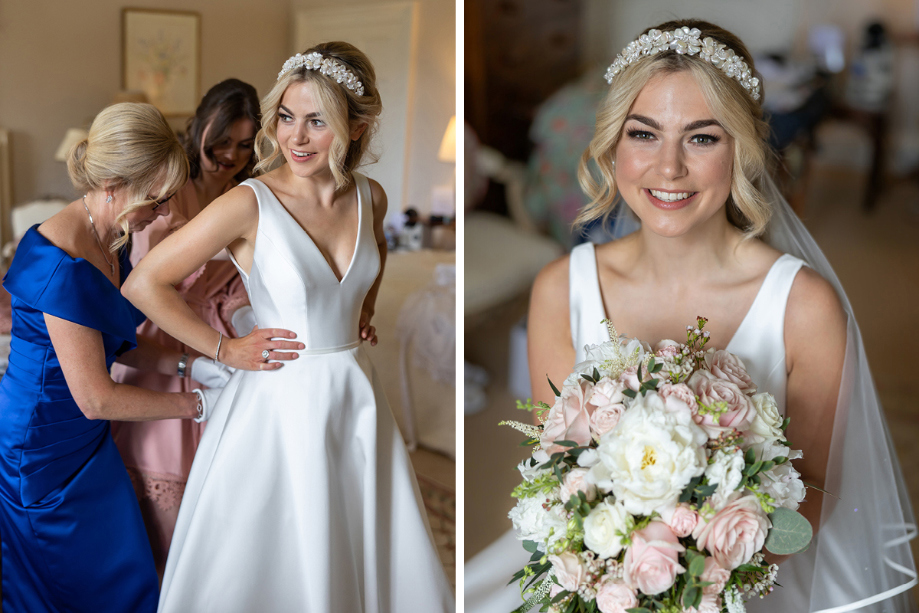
[81,195,116,277]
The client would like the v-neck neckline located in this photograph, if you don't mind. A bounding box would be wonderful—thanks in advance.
[586,243,787,350]
[250,178,362,285]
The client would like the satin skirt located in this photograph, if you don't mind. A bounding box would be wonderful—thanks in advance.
[158,345,454,612]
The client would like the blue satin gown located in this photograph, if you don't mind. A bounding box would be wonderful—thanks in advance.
[0,227,158,612]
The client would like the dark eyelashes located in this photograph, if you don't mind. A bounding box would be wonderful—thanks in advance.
[625,128,721,145]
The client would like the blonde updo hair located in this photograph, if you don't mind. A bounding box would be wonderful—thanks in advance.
[576,19,773,237]
[254,41,382,190]
[67,102,188,251]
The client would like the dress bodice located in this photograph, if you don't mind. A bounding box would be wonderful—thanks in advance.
[233,174,380,352]
[568,242,803,411]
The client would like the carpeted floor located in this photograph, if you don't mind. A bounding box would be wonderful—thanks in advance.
[418,473,457,590]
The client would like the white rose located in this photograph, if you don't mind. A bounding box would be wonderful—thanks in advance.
[583,499,631,559]
[590,392,708,516]
[747,393,784,443]
[508,496,567,552]
[749,439,802,463]
[705,449,745,511]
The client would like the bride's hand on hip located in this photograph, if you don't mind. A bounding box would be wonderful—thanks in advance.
[221,326,304,371]
[359,311,377,346]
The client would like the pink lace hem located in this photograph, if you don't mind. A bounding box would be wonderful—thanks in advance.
[125,467,187,512]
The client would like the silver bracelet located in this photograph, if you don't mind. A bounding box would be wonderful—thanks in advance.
[214,332,223,362]
[177,352,190,378]
[193,389,206,423]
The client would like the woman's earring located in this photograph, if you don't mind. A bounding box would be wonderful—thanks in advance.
[106,195,113,203]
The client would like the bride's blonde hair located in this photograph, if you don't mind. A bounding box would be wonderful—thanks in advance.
[576,19,773,237]
[254,41,382,191]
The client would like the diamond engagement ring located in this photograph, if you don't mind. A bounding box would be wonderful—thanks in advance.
[262,350,271,360]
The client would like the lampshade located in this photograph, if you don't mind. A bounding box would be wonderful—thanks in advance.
[437,116,456,163]
[54,128,89,162]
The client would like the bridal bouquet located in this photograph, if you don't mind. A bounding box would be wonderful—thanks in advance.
[502,318,812,613]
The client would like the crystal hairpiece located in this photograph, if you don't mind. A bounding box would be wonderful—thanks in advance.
[277,52,365,96]
[604,27,761,101]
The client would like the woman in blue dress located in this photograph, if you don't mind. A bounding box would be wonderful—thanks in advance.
[0,102,298,612]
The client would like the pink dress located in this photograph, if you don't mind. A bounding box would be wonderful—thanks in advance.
[111,180,249,575]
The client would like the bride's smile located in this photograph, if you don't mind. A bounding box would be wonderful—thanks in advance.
[614,70,734,239]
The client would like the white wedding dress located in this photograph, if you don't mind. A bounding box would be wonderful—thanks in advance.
[158,174,454,612]
[465,242,915,612]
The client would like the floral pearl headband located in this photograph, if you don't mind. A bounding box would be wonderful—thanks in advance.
[604,26,761,101]
[277,52,365,96]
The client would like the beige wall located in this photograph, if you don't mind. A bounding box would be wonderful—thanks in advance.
[0,0,455,218]
[0,0,290,206]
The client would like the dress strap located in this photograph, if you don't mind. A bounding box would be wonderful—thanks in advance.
[568,243,606,363]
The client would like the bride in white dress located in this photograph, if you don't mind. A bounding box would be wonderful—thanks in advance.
[466,19,915,613]
[124,42,454,612]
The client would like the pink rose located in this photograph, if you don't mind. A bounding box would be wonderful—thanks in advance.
[549,552,585,592]
[685,594,722,613]
[687,371,756,437]
[658,382,698,412]
[654,340,682,359]
[704,349,756,394]
[589,404,625,439]
[700,557,731,595]
[588,378,627,439]
[560,468,596,503]
[693,493,771,569]
[662,503,699,538]
[623,521,686,595]
[540,380,593,454]
[595,578,639,613]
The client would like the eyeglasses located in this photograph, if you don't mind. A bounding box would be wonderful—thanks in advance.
[150,193,175,210]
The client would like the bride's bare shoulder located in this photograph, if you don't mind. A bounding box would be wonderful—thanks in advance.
[786,260,847,365]
[531,252,570,309]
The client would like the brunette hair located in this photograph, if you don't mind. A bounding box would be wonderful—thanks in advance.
[67,102,188,251]
[254,41,382,190]
[576,19,773,237]
[184,78,261,183]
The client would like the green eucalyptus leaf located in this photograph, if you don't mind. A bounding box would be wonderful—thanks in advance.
[593,367,601,382]
[765,507,813,555]
[623,389,637,399]
[523,540,539,553]
[745,447,755,464]
[681,585,701,608]
[688,554,706,577]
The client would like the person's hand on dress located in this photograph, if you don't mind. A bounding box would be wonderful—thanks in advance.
[359,311,377,346]
[190,357,235,388]
[219,325,304,371]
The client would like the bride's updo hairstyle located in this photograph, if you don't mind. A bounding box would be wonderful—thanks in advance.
[577,19,772,237]
[67,102,189,251]
[255,41,382,190]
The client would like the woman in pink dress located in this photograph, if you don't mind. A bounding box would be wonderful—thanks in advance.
[110,79,261,575]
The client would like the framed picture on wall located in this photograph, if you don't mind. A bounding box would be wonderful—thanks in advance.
[122,8,200,116]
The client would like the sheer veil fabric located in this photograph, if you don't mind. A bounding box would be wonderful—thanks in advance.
[757,176,917,611]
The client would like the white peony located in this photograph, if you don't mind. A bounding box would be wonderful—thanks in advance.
[590,392,708,516]
[583,499,632,559]
[508,496,567,552]
[705,449,745,511]
[746,393,784,443]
